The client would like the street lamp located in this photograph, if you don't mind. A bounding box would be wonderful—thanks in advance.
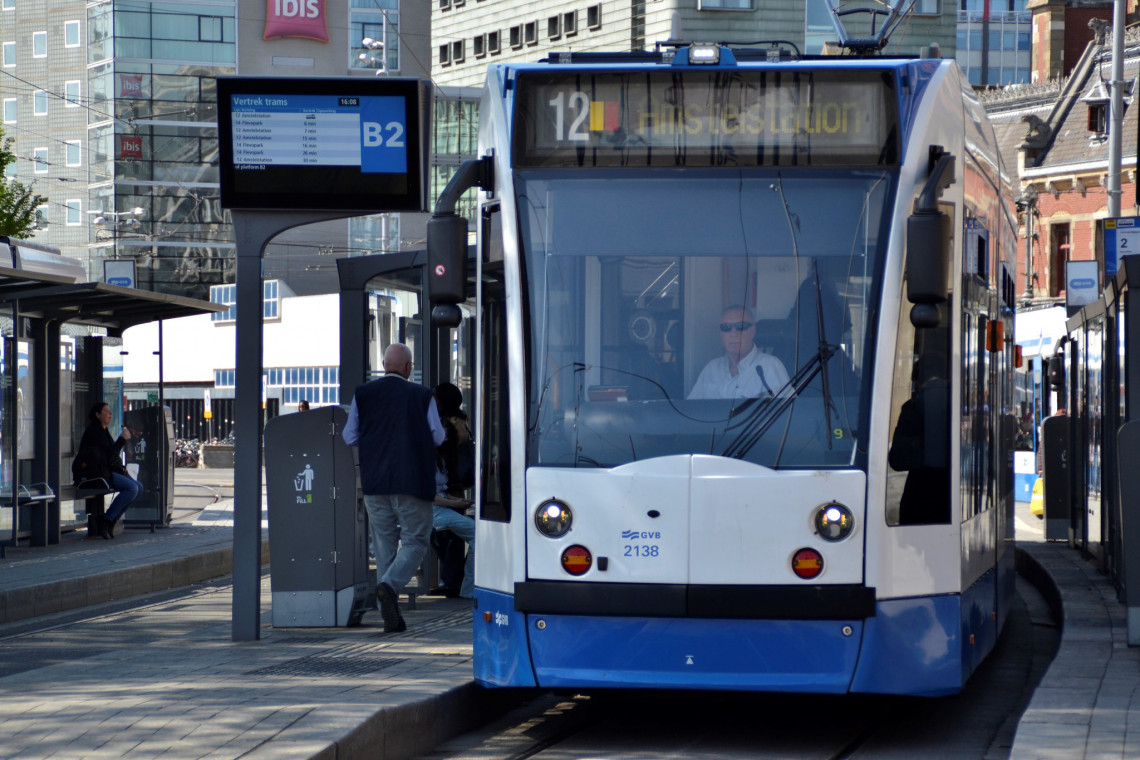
[358,35,388,74]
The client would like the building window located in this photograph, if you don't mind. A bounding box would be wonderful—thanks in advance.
[698,0,752,9]
[439,0,450,9]
[2,98,14,123]
[350,2,399,73]
[451,39,465,63]
[564,12,578,37]
[1049,224,1071,297]
[33,90,47,116]
[31,31,45,58]
[264,279,279,319]
[509,25,522,49]
[897,0,938,14]
[525,21,537,46]
[199,16,223,42]
[215,369,235,388]
[33,147,47,173]
[1088,104,1108,135]
[473,34,485,58]
[439,43,450,65]
[2,42,14,67]
[210,283,236,322]
[1,0,13,10]
[548,16,561,40]
[587,5,602,29]
[454,0,464,6]
[65,140,80,166]
[488,30,500,54]
[262,365,340,406]
[34,204,47,228]
[65,199,81,225]
[64,80,80,106]
[64,20,80,47]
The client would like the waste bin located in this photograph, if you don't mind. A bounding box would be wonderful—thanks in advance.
[265,405,369,627]
[123,406,174,529]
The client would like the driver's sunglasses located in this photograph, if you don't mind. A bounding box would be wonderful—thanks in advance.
[719,321,755,333]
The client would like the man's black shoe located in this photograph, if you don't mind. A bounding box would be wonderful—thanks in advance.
[377,582,403,632]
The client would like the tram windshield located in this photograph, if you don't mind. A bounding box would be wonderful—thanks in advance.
[521,168,895,469]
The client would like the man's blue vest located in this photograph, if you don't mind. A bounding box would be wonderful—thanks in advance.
[353,375,435,499]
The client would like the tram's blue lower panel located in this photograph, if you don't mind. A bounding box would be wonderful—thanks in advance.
[474,588,537,687]
[961,566,1000,682]
[850,594,962,696]
[523,614,864,692]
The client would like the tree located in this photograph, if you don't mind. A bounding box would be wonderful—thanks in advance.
[0,130,47,239]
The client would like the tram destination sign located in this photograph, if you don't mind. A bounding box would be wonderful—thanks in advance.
[514,69,898,168]
[217,77,430,211]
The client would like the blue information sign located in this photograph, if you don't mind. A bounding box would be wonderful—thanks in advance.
[1102,216,1139,276]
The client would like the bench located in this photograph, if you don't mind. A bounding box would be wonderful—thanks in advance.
[75,478,118,539]
[0,482,58,558]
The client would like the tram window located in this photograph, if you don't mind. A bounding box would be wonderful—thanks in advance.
[886,298,952,526]
[520,170,886,470]
[480,203,510,522]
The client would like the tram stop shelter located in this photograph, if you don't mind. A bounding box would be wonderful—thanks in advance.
[0,237,223,555]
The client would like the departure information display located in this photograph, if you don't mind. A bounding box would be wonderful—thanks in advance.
[513,69,898,168]
[218,77,430,211]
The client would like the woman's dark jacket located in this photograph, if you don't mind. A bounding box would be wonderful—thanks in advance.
[78,422,128,480]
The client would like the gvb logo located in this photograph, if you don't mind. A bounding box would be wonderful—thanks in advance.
[294,463,315,504]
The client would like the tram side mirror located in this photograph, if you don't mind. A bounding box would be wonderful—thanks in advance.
[905,209,952,328]
[427,211,469,328]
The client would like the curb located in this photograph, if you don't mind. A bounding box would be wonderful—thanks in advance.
[0,538,269,625]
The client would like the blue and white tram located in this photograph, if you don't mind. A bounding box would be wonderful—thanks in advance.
[429,44,1018,697]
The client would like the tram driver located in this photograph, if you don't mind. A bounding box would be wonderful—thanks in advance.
[687,305,792,400]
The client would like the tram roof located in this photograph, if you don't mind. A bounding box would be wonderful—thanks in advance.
[515,49,942,71]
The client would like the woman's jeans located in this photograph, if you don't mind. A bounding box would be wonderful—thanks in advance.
[106,472,143,522]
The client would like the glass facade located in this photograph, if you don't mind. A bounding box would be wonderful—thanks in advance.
[956,4,1032,86]
[431,95,480,221]
[87,1,236,299]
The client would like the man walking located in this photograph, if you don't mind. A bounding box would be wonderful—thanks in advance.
[343,343,445,632]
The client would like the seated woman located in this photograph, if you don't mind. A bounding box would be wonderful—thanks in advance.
[79,401,143,539]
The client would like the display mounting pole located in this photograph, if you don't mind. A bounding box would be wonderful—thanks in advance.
[231,210,355,643]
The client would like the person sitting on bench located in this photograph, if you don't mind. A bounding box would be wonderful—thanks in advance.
[77,401,142,539]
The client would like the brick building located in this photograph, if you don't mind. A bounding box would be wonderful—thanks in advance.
[986,17,1140,308]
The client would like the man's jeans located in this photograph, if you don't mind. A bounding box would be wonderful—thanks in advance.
[363,493,433,594]
[432,505,475,598]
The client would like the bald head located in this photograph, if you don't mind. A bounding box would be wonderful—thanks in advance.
[383,343,413,378]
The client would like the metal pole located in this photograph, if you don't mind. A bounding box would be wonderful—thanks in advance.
[1108,0,1125,218]
[1023,195,1035,302]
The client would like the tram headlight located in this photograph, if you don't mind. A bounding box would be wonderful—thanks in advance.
[535,499,572,538]
[814,502,855,542]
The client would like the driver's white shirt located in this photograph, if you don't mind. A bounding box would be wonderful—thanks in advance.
[688,345,791,400]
